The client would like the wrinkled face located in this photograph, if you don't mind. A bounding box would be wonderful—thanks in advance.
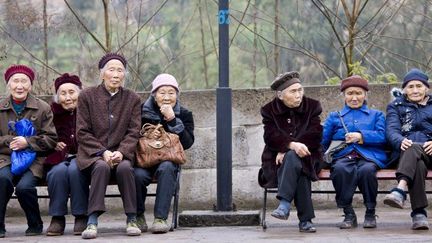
[102,59,125,92]
[8,73,32,101]
[344,87,367,109]
[58,83,80,111]
[154,86,177,108]
[404,80,429,103]
[277,83,303,108]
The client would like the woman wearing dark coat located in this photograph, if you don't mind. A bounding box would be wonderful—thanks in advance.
[134,73,194,234]
[259,71,323,233]
[44,73,88,236]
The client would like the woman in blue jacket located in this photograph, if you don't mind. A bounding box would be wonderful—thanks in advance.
[322,76,388,230]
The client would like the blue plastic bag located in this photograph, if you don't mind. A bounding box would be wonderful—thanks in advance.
[8,119,36,175]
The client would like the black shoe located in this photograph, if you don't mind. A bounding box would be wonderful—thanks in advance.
[299,221,316,233]
[25,225,43,236]
[339,214,357,229]
[0,227,5,238]
[363,215,377,228]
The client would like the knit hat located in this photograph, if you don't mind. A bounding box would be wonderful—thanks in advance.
[98,53,127,69]
[54,73,82,92]
[151,73,179,93]
[270,71,301,91]
[340,75,369,92]
[4,64,35,84]
[402,68,429,88]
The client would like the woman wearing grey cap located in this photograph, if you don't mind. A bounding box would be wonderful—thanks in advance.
[258,71,323,233]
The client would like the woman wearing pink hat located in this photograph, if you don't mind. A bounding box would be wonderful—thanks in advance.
[0,64,57,238]
[134,73,194,233]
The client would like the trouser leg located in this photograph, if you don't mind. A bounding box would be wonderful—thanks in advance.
[47,162,69,216]
[331,157,357,208]
[15,170,42,228]
[357,160,378,209]
[0,166,14,228]
[134,167,154,215]
[87,160,110,215]
[116,160,137,214]
[154,161,178,220]
[68,159,89,216]
[409,160,428,210]
[294,173,315,221]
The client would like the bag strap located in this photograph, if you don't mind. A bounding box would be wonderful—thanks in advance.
[337,111,349,134]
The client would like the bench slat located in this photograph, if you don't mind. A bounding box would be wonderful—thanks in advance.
[318,169,432,180]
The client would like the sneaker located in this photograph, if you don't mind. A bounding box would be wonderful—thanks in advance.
[299,221,316,233]
[363,215,377,229]
[270,207,290,220]
[46,216,66,236]
[339,214,358,229]
[74,216,88,235]
[25,225,43,236]
[411,214,429,230]
[136,215,148,232]
[81,224,98,239]
[126,220,141,236]
[384,189,405,209]
[150,218,170,234]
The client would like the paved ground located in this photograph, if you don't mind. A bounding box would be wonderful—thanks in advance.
[1,207,432,242]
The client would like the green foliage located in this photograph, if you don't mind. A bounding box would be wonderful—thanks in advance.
[325,76,341,85]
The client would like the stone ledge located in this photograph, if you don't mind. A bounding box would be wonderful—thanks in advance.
[179,210,260,227]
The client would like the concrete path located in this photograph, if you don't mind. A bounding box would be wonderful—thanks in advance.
[1,208,431,242]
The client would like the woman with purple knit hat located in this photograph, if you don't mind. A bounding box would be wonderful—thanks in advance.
[134,73,194,234]
[0,64,57,238]
[45,73,89,236]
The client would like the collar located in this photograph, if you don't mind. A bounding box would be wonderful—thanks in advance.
[97,83,123,97]
[0,94,39,111]
[51,102,75,115]
[340,104,369,116]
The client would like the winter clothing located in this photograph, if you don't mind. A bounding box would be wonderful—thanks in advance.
[270,71,300,91]
[4,64,35,83]
[402,68,429,88]
[340,75,369,92]
[151,73,180,93]
[259,96,323,188]
[98,53,127,69]
[54,73,82,92]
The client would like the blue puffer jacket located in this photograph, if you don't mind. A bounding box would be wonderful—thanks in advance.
[386,94,432,152]
[322,104,389,168]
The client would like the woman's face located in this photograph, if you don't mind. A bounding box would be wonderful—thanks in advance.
[57,83,79,111]
[404,80,429,103]
[102,59,125,92]
[154,86,177,108]
[8,73,32,101]
[278,83,303,108]
[344,86,366,109]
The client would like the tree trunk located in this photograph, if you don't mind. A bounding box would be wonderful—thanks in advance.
[102,0,111,52]
[198,0,209,88]
[274,0,280,75]
[43,0,48,85]
[252,0,258,87]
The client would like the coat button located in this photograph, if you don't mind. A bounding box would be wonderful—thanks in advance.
[70,134,74,138]
[289,133,293,136]
[287,119,291,123]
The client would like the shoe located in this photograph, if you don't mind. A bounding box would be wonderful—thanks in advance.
[136,215,148,232]
[411,214,429,230]
[46,216,66,236]
[363,215,377,228]
[299,221,316,233]
[74,216,88,235]
[25,225,43,236]
[126,220,141,236]
[150,218,170,234]
[384,189,405,209]
[339,214,358,229]
[81,224,98,239]
[270,207,290,220]
[0,227,5,238]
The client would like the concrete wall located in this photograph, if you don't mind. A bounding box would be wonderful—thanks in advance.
[8,84,431,214]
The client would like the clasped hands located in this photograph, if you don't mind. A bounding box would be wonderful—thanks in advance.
[103,150,123,168]
[401,138,432,155]
[9,136,28,151]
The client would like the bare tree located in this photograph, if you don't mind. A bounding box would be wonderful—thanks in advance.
[198,0,209,88]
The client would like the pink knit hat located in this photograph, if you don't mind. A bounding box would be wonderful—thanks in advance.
[151,73,179,93]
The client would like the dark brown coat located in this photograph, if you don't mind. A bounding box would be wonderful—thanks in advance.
[0,94,57,178]
[259,96,323,188]
[76,84,141,170]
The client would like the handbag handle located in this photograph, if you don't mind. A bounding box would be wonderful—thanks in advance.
[140,123,164,136]
[337,111,349,134]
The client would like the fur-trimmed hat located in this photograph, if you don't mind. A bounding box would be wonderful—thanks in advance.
[98,53,127,69]
[340,75,369,92]
[4,64,35,84]
[54,73,82,92]
[270,71,301,91]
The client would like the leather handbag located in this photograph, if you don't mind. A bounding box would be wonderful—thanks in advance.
[136,123,186,168]
[324,111,348,163]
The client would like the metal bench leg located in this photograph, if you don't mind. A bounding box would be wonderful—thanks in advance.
[171,169,181,231]
[262,188,268,230]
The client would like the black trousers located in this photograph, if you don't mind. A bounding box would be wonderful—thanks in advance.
[396,144,432,210]
[277,150,315,222]
[330,156,378,209]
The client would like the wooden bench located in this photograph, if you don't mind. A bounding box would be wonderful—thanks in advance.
[261,169,432,230]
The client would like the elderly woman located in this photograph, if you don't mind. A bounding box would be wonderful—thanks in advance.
[45,73,88,236]
[259,71,322,233]
[384,69,432,230]
[134,73,194,234]
[0,65,57,238]
[322,76,388,229]
[77,53,142,239]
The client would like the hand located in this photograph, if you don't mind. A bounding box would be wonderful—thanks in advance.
[423,141,432,155]
[111,151,123,164]
[160,104,175,121]
[400,138,413,151]
[152,129,162,139]
[288,142,311,158]
[9,136,29,151]
[345,132,362,144]
[275,152,286,165]
[55,142,67,151]
[103,150,114,164]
